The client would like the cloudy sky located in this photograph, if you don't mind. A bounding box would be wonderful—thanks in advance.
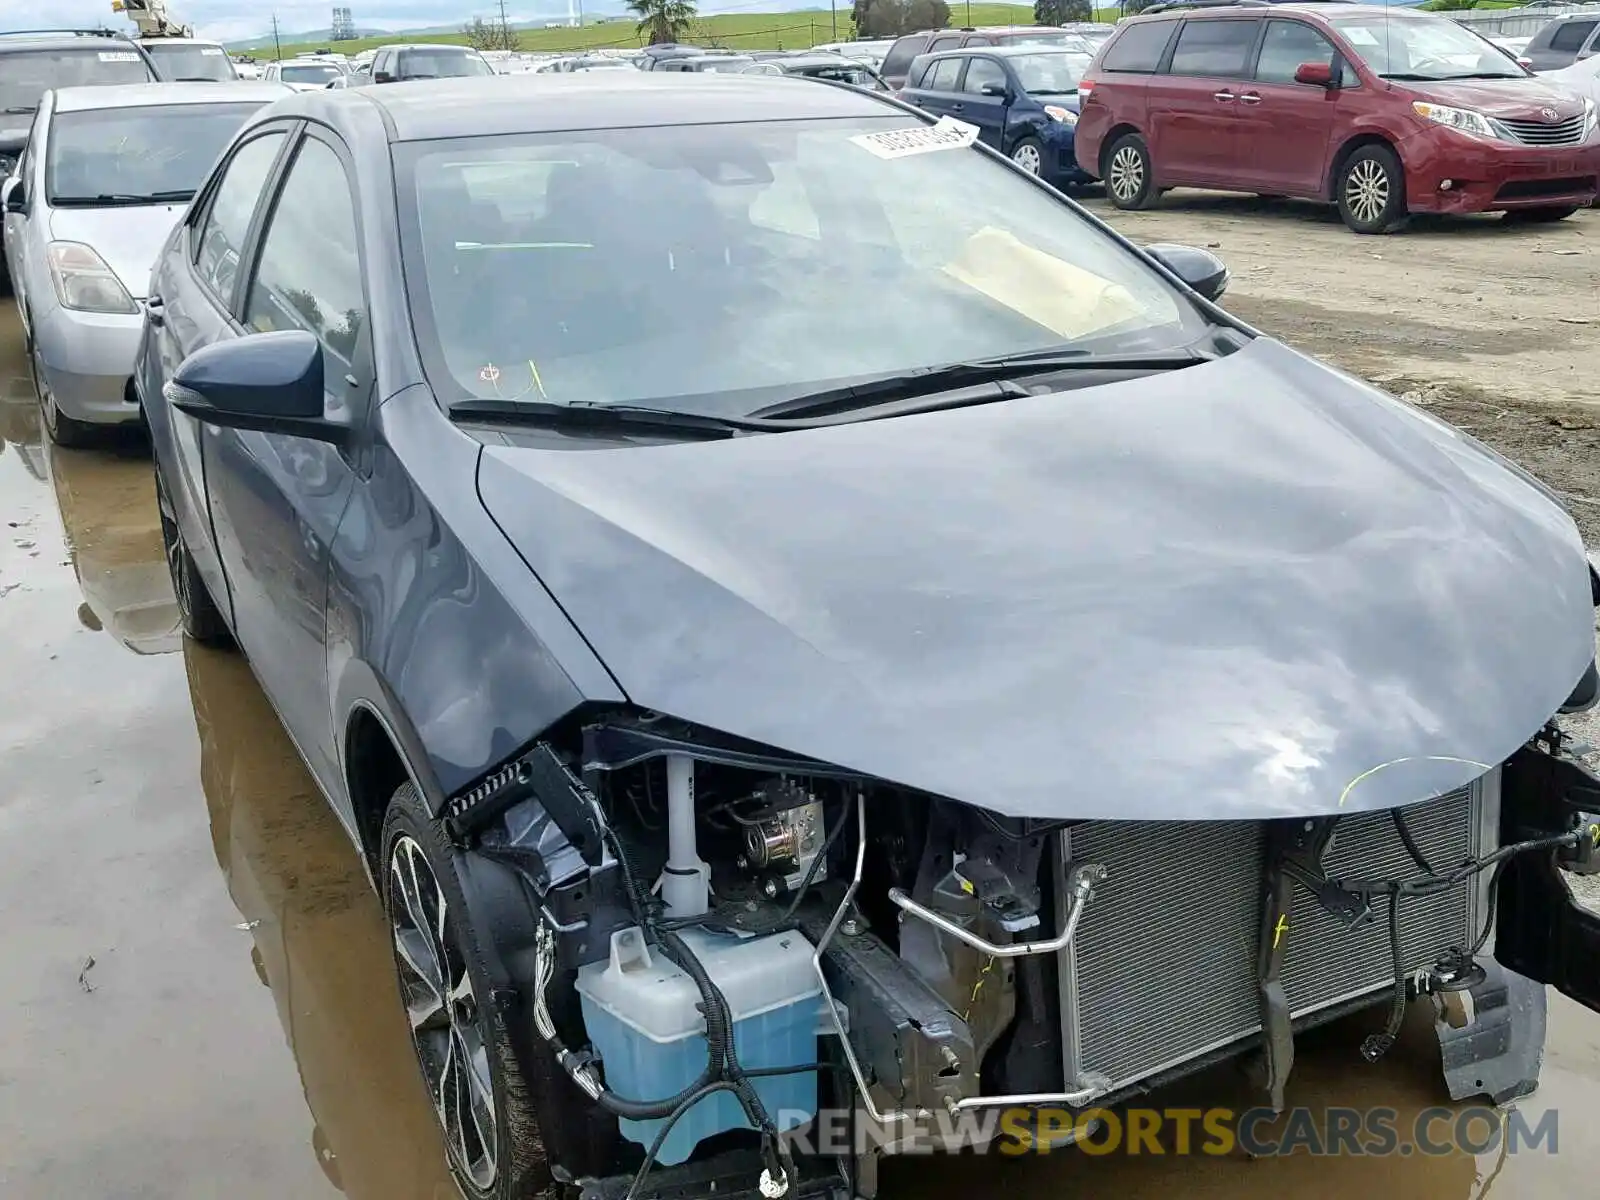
[0,1,523,41]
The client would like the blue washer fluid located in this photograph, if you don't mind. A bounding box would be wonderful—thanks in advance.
[575,925,823,1166]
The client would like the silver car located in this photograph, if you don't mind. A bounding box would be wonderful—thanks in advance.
[1,81,289,445]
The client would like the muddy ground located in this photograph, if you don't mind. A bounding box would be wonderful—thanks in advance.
[2,191,1599,1200]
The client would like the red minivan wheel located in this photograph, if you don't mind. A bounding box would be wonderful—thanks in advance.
[1336,144,1408,235]
[1104,132,1157,211]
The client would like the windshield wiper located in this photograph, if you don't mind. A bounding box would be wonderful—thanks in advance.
[751,349,1211,421]
[449,398,779,438]
[53,189,194,206]
[2,105,36,114]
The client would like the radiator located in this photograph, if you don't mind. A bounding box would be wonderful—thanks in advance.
[1054,776,1497,1096]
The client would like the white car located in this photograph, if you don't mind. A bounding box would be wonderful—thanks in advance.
[0,81,290,444]
[139,37,239,82]
[262,59,347,91]
[1543,53,1600,103]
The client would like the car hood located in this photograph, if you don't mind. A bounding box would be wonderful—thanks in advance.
[48,202,184,300]
[476,338,1595,822]
[1400,75,1589,120]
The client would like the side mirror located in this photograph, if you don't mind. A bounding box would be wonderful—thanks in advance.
[980,81,1011,99]
[1145,242,1229,302]
[373,70,394,83]
[3,176,24,214]
[164,330,347,444]
[1293,61,1335,88]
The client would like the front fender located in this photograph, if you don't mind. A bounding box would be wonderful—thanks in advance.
[326,386,624,820]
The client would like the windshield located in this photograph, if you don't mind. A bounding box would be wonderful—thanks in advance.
[280,63,343,84]
[46,102,265,204]
[144,42,237,81]
[399,49,495,78]
[695,56,757,72]
[1011,51,1091,94]
[0,49,153,112]
[794,61,883,86]
[397,118,1206,418]
[1331,13,1526,80]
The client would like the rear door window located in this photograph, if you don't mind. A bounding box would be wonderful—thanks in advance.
[1548,20,1597,52]
[1100,22,1177,73]
[1168,18,1262,77]
[881,35,931,79]
[929,35,965,53]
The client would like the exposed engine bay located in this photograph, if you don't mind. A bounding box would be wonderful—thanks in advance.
[441,711,1600,1200]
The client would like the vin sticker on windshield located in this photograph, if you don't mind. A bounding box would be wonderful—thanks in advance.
[202,47,225,55]
[850,116,979,160]
[98,51,142,61]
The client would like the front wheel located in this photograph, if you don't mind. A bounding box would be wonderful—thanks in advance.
[1336,144,1408,234]
[154,453,232,646]
[1104,132,1157,210]
[1009,136,1044,176]
[382,782,552,1200]
[29,335,96,448]
[1503,205,1579,224]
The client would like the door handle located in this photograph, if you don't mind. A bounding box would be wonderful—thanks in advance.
[951,102,964,110]
[1213,89,1235,102]
[145,294,165,327]
[1239,92,1262,105]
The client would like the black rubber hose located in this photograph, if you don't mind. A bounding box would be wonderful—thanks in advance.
[593,928,733,1121]
[1361,889,1408,1063]
[1390,806,1435,875]
[623,1081,741,1200]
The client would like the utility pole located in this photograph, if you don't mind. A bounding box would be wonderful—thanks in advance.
[271,12,282,60]
[496,0,514,49]
[830,0,837,40]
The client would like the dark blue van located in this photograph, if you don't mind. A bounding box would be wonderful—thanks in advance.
[899,44,1094,188]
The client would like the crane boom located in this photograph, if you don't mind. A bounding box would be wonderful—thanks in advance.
[110,0,194,39]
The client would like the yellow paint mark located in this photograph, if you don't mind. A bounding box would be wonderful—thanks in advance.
[1272,914,1289,950]
[1337,756,1493,807]
[527,359,548,401]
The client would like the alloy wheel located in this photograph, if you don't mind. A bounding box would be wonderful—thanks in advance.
[389,835,499,1191]
[155,469,193,618]
[1011,142,1042,175]
[1345,159,1390,227]
[1109,146,1143,202]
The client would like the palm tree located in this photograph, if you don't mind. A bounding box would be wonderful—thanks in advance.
[626,0,698,45]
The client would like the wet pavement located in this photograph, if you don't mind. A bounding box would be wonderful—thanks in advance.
[0,287,1596,1199]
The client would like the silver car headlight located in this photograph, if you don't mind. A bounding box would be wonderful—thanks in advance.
[46,242,139,315]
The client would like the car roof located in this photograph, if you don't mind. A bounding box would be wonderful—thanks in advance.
[52,81,292,111]
[922,43,1091,57]
[139,36,226,45]
[379,42,482,51]
[335,72,898,141]
[0,32,144,53]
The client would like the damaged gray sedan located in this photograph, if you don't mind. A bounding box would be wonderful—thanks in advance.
[138,74,1600,1200]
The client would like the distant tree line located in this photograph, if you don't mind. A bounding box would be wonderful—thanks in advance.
[1034,0,1094,21]
[462,13,522,51]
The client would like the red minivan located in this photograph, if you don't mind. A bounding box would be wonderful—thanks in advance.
[1074,3,1600,232]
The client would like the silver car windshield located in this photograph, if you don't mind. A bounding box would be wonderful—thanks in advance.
[0,49,152,111]
[46,102,266,205]
[397,117,1206,416]
[144,42,237,81]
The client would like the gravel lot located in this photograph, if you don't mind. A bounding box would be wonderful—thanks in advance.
[1085,189,1600,911]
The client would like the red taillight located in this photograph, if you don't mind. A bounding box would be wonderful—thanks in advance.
[1078,78,1095,101]
[1518,56,1533,69]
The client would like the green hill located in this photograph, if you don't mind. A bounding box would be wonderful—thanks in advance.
[244,5,1125,59]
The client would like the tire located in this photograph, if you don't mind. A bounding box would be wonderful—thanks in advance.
[1503,205,1579,224]
[382,782,553,1200]
[1009,135,1044,177]
[1104,132,1157,210]
[154,452,232,647]
[29,333,97,448]
[1336,144,1407,234]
